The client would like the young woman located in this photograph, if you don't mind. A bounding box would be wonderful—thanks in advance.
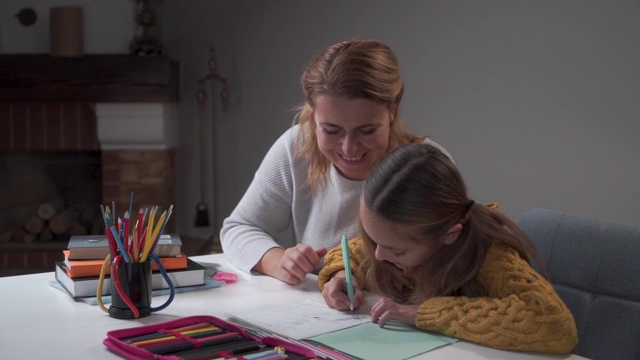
[220,38,450,285]
[319,143,578,354]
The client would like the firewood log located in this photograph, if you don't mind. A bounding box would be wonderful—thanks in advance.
[37,196,65,220]
[49,208,79,234]
[24,216,44,234]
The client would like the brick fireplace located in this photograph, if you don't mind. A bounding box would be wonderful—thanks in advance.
[0,55,179,276]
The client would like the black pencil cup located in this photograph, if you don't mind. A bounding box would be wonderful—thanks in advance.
[109,261,152,320]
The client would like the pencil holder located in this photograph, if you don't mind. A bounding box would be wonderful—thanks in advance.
[109,260,152,320]
[97,200,176,319]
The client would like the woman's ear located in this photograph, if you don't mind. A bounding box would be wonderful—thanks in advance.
[442,223,463,245]
[389,103,399,122]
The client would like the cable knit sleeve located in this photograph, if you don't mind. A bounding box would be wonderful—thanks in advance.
[415,244,578,354]
[318,237,367,290]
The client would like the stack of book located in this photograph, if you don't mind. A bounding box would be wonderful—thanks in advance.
[54,234,209,298]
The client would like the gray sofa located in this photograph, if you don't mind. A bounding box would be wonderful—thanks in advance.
[518,208,640,360]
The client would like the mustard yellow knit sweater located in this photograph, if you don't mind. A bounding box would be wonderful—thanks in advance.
[318,239,578,354]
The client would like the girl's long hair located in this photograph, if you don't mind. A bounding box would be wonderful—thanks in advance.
[360,143,543,304]
[293,38,422,192]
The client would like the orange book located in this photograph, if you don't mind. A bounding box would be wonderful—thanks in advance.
[62,250,188,278]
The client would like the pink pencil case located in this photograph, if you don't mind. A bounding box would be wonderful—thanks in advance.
[103,314,317,359]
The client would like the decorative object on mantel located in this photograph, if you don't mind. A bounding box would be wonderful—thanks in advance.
[15,8,38,27]
[130,0,163,57]
[194,47,229,231]
[49,6,84,57]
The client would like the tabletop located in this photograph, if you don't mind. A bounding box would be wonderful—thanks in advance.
[0,253,587,360]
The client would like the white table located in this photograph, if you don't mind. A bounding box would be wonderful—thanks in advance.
[0,254,587,360]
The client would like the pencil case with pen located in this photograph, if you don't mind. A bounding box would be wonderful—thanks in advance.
[103,314,318,360]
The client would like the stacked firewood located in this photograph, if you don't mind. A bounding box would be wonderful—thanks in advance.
[0,197,99,244]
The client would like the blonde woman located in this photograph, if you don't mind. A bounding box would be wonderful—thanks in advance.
[220,38,449,284]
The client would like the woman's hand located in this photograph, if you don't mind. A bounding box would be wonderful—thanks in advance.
[370,297,419,328]
[257,244,327,285]
[322,270,364,311]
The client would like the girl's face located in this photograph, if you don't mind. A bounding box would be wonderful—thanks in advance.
[314,95,392,181]
[360,203,445,270]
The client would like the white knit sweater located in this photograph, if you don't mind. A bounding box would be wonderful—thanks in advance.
[220,125,450,273]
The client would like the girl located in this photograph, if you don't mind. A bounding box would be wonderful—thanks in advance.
[319,143,578,354]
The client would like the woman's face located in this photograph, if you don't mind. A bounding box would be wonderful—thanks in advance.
[314,95,392,181]
[360,203,444,270]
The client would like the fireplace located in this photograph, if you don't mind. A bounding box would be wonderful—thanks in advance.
[0,55,179,276]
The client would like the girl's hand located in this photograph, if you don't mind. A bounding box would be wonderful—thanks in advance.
[322,270,364,311]
[370,297,419,328]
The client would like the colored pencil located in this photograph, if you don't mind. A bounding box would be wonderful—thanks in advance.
[136,329,229,349]
[171,339,263,359]
[133,327,224,346]
[341,234,354,311]
[224,349,288,360]
[124,322,216,343]
[147,332,245,355]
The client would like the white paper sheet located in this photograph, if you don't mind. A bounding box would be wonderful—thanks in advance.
[225,299,371,339]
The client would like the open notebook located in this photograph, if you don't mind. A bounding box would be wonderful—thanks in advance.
[225,299,458,360]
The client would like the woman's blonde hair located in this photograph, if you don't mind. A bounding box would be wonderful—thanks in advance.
[293,38,422,192]
[360,143,544,304]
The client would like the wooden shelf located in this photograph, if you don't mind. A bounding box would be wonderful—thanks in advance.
[0,54,179,103]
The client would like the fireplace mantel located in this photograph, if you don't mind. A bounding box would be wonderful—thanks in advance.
[0,55,181,276]
[0,54,179,103]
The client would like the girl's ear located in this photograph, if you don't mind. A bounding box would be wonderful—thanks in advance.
[442,223,463,245]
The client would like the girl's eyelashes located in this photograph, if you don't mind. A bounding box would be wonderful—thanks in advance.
[374,242,406,257]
